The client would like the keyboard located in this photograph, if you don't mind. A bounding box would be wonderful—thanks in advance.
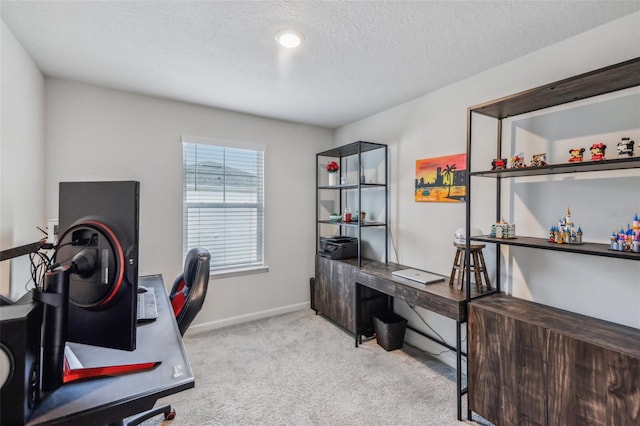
[137,291,158,322]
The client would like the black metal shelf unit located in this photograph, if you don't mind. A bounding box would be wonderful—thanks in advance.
[464,57,640,421]
[315,141,388,266]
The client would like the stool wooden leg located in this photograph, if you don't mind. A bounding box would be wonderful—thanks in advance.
[472,250,483,292]
[450,249,461,286]
[478,250,491,290]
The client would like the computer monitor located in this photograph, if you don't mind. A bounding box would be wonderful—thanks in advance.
[55,181,140,351]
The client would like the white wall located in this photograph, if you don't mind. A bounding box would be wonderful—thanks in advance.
[335,12,640,367]
[0,20,45,299]
[43,79,333,330]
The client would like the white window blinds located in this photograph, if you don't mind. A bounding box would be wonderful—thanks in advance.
[183,139,265,272]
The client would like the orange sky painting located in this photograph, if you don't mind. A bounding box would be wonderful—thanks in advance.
[415,153,466,184]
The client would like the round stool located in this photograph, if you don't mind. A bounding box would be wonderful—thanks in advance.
[449,243,491,292]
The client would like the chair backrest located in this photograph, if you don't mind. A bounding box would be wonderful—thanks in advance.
[169,248,210,335]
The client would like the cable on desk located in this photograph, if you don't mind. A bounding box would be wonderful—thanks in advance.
[407,304,467,360]
[387,226,399,263]
[27,249,52,291]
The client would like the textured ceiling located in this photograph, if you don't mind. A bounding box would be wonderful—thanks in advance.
[2,1,639,129]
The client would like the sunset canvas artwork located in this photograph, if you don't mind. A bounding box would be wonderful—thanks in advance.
[415,153,467,202]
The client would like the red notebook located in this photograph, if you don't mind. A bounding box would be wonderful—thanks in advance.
[63,345,160,383]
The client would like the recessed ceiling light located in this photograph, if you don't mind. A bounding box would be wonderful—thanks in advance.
[275,29,304,49]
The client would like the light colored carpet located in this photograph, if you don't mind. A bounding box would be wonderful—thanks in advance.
[144,309,476,425]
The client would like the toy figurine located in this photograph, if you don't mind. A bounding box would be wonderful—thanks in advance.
[530,153,548,167]
[626,226,635,251]
[590,142,606,161]
[617,137,635,158]
[550,208,583,245]
[568,148,585,163]
[491,158,507,170]
[510,153,526,168]
[556,228,566,244]
[610,231,618,250]
[491,219,515,239]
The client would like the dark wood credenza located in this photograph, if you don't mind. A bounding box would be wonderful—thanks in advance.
[469,294,640,426]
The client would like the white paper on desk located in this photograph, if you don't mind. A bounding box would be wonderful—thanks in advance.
[64,345,83,369]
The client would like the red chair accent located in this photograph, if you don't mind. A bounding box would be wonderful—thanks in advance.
[169,248,210,336]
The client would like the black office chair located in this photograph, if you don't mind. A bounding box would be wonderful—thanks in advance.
[123,247,210,425]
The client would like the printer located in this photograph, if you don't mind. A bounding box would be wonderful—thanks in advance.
[319,236,358,260]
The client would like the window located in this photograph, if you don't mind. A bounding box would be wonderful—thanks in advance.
[182,137,265,273]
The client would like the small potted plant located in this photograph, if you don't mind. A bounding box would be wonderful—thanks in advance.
[326,161,339,185]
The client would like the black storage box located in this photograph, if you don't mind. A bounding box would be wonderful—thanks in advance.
[319,236,358,260]
[373,312,407,351]
[309,277,316,311]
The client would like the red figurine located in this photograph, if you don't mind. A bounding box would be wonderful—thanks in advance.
[568,148,584,163]
[510,154,526,168]
[590,142,606,161]
[491,158,507,170]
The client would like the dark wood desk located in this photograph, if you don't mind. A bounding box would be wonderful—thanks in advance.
[351,259,492,421]
[352,260,485,323]
[27,275,194,425]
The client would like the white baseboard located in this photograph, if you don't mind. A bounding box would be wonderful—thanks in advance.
[186,302,310,336]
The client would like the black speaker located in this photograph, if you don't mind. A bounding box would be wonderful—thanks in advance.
[0,299,43,425]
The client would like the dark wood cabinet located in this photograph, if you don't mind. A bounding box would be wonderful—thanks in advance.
[547,331,640,426]
[314,256,390,335]
[468,308,546,425]
[314,255,356,332]
[469,295,640,426]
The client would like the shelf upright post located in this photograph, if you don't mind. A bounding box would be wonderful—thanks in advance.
[462,107,473,421]
[495,119,503,294]
[384,145,389,263]
[337,154,343,238]
[316,153,320,255]
[465,109,475,306]
[357,144,363,267]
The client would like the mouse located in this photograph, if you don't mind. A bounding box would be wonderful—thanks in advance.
[137,286,149,293]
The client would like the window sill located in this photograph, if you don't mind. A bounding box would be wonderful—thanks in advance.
[211,265,269,279]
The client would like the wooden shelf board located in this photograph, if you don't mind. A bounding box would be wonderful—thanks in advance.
[469,57,640,119]
[470,235,640,260]
[471,294,640,357]
[470,157,640,178]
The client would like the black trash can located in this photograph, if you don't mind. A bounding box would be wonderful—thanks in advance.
[373,312,407,351]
